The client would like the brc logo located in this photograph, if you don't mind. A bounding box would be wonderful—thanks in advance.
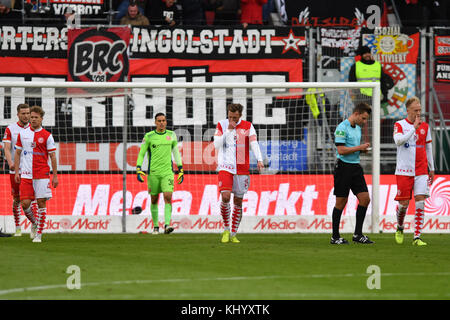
[74,41,127,78]
[68,27,130,82]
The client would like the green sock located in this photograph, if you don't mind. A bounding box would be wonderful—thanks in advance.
[150,204,158,228]
[164,203,172,226]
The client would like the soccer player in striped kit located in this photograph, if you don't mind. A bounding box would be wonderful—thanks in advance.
[393,97,434,246]
[2,103,39,238]
[214,103,264,243]
[14,106,58,243]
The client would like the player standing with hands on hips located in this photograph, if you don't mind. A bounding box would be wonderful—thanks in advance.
[214,103,264,243]
[14,106,58,243]
[393,97,434,246]
[331,102,373,245]
[136,113,183,235]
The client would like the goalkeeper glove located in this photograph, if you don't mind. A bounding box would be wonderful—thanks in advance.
[136,166,147,183]
[177,166,184,184]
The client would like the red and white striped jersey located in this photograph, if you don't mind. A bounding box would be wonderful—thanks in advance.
[393,119,432,176]
[214,119,259,175]
[15,127,56,179]
[2,121,30,174]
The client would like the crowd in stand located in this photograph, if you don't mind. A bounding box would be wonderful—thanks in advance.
[0,0,448,28]
[0,0,275,27]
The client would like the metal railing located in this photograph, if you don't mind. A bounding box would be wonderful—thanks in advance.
[429,26,450,172]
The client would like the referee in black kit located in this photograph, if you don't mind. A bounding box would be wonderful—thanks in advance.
[331,102,374,245]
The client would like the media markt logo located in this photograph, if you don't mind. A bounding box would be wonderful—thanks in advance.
[68,28,129,82]
[296,218,309,229]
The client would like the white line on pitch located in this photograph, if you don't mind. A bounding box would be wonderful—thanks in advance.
[1,272,449,297]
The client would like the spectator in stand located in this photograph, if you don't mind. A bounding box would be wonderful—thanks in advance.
[120,1,150,26]
[262,0,274,25]
[147,0,181,26]
[210,0,240,25]
[240,0,267,27]
[0,0,22,25]
[115,0,148,24]
[62,7,79,28]
[179,0,206,25]
[397,0,448,27]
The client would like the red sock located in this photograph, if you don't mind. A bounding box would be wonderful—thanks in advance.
[396,204,408,229]
[220,201,231,230]
[37,208,47,235]
[24,206,36,224]
[13,201,21,227]
[231,205,242,235]
[31,200,39,216]
[414,201,425,239]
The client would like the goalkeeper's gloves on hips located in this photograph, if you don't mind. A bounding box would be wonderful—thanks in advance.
[177,166,184,184]
[136,166,147,183]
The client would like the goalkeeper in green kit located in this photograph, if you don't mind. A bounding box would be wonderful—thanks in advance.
[136,113,184,235]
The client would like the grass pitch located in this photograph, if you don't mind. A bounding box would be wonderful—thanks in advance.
[1,233,449,300]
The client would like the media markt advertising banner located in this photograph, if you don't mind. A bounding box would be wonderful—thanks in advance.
[0,175,449,233]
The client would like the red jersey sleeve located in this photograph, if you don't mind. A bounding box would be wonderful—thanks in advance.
[215,122,223,136]
[393,122,403,136]
[2,127,11,143]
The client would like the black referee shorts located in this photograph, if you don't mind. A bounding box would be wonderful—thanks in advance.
[333,159,368,198]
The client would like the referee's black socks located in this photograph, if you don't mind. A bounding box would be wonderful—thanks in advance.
[332,207,343,239]
[354,205,368,236]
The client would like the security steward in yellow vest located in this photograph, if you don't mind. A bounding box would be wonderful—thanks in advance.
[349,46,393,104]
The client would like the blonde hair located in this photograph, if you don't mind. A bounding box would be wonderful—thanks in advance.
[405,96,420,109]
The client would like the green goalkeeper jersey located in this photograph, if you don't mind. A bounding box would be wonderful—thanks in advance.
[136,130,182,176]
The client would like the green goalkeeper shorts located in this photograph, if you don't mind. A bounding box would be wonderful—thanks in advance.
[148,174,174,195]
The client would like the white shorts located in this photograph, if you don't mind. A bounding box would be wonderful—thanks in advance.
[34,179,52,200]
[232,175,250,198]
[219,171,250,199]
[413,175,430,198]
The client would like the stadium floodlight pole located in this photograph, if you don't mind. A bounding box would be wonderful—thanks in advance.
[371,82,381,234]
